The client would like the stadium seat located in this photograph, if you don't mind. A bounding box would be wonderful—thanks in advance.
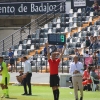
[2,51,8,57]
[73,8,77,12]
[23,39,27,45]
[72,32,79,37]
[31,34,36,38]
[19,41,23,44]
[35,43,40,49]
[14,45,19,50]
[40,38,44,46]
[31,39,36,44]
[27,35,32,39]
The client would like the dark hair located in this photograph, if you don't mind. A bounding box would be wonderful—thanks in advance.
[23,56,28,60]
[86,51,88,54]
[0,56,3,60]
[88,66,92,73]
[97,50,99,54]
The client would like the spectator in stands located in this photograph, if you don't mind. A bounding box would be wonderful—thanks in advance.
[89,36,94,51]
[97,50,100,67]
[57,45,63,53]
[16,70,23,85]
[85,36,91,48]
[90,67,99,84]
[95,66,100,79]
[92,51,98,66]
[82,66,92,91]
[74,49,80,56]
[8,48,15,72]
[84,51,90,57]
[74,49,80,61]
[92,1,100,12]
[79,55,84,63]
[92,36,99,51]
[43,43,47,56]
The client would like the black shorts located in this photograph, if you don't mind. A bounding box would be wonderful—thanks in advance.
[50,74,60,87]
[10,61,15,65]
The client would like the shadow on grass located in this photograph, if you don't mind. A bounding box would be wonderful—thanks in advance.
[5,98,17,99]
[25,95,39,96]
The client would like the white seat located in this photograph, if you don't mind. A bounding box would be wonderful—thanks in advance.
[48,29,52,34]
[56,18,61,23]
[90,76,99,91]
[90,12,94,17]
[14,50,18,56]
[69,9,73,14]
[91,76,100,91]
[56,24,60,28]
[73,12,77,17]
[27,40,31,45]
[77,8,81,13]
[69,17,73,22]
[44,24,48,29]
[30,45,34,50]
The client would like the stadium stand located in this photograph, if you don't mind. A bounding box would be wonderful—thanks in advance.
[0,0,100,73]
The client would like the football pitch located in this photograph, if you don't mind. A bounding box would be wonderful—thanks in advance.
[0,86,99,100]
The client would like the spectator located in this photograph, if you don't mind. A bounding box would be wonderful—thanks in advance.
[74,49,80,56]
[16,70,23,85]
[92,51,98,66]
[97,50,100,67]
[57,45,63,53]
[92,36,99,51]
[85,36,91,48]
[90,67,99,84]
[84,51,89,57]
[89,36,94,50]
[8,48,15,72]
[43,43,47,56]
[79,55,84,63]
[82,67,92,91]
[74,49,81,61]
[8,48,14,58]
[95,66,100,79]
[92,1,100,12]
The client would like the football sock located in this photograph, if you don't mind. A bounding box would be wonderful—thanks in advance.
[53,90,56,100]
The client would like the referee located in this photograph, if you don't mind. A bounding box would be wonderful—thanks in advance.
[21,57,32,95]
[46,43,66,100]
[69,56,84,100]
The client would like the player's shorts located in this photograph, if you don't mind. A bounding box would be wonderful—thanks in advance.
[1,73,10,85]
[50,74,60,87]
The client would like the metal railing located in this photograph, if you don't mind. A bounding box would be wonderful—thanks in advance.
[6,55,97,73]
[0,0,65,55]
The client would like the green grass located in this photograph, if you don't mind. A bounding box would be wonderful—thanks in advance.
[0,86,100,100]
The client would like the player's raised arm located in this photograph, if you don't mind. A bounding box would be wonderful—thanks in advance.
[59,44,66,60]
[46,43,50,60]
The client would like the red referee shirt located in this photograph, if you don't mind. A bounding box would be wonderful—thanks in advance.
[48,59,60,75]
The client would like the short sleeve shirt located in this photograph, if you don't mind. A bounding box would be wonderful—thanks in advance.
[1,62,8,77]
[48,59,60,75]
[9,52,14,57]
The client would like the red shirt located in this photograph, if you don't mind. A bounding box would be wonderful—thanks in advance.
[48,59,60,75]
[83,70,90,80]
